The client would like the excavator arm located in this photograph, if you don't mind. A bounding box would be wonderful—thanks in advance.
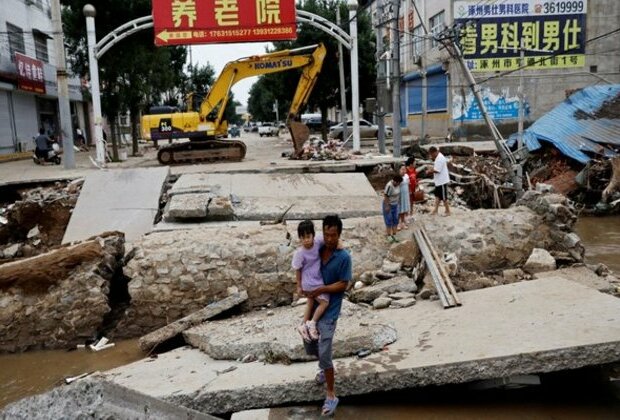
[199,43,327,138]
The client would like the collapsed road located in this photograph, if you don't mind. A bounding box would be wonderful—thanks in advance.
[1,136,619,417]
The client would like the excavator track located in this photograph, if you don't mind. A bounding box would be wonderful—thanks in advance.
[156,139,247,165]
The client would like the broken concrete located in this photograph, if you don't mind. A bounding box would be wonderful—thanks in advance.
[104,278,620,415]
[0,233,124,352]
[350,276,417,303]
[183,301,397,363]
[523,248,557,274]
[139,291,248,352]
[0,378,215,420]
[534,266,618,294]
[62,167,169,244]
[165,173,380,221]
[118,207,581,337]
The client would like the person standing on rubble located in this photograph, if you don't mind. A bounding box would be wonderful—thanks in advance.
[302,214,352,416]
[429,146,451,216]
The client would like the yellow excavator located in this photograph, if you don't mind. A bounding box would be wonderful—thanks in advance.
[141,44,327,165]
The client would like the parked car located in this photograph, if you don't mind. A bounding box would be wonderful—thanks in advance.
[258,122,279,137]
[305,117,337,133]
[328,119,392,140]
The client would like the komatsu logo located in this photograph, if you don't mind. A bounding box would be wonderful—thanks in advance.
[253,59,293,70]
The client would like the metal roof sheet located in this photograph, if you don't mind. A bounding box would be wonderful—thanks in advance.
[508,85,620,164]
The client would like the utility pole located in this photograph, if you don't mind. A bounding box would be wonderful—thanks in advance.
[390,0,402,157]
[450,40,522,195]
[517,38,525,151]
[375,0,386,153]
[337,8,348,143]
[411,0,428,141]
[83,4,106,167]
[51,0,75,169]
[348,0,361,153]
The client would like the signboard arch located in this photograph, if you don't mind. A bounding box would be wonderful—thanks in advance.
[85,6,360,166]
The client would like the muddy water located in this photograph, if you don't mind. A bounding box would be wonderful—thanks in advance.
[575,216,620,273]
[0,339,144,409]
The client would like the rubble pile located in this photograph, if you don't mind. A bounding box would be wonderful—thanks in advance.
[0,180,82,262]
[296,137,351,160]
[448,155,513,209]
[0,232,125,352]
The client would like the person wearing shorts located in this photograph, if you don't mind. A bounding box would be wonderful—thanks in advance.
[429,146,451,216]
[383,174,402,242]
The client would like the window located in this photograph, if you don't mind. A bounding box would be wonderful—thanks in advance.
[407,72,448,114]
[429,11,445,48]
[590,65,598,73]
[411,25,425,61]
[33,31,49,62]
[7,23,25,61]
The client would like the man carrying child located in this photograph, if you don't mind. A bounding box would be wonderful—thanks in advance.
[292,215,352,416]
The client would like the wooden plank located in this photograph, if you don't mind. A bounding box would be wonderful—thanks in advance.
[139,291,248,352]
[413,228,452,308]
[420,227,461,306]
[420,227,456,306]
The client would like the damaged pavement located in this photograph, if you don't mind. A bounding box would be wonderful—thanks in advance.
[1,121,620,416]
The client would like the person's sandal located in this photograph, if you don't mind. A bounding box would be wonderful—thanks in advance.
[321,397,339,416]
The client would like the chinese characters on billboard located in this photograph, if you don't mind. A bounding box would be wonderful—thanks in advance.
[15,53,46,94]
[152,0,297,46]
[453,0,587,72]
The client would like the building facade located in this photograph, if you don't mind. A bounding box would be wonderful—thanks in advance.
[373,0,620,138]
[0,0,89,154]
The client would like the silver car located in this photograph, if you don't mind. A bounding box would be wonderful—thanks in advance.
[328,119,393,140]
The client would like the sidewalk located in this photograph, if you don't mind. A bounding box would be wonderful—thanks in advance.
[0,134,406,187]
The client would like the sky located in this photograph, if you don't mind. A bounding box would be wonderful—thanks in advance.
[189,42,272,108]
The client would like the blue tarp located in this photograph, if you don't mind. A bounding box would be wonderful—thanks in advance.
[508,85,620,164]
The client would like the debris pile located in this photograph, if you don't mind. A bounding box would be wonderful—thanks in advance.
[295,137,351,160]
[0,180,82,263]
[0,232,125,352]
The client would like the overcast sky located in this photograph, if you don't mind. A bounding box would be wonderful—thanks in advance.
[189,42,272,107]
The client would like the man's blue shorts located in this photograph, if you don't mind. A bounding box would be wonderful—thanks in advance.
[382,203,399,228]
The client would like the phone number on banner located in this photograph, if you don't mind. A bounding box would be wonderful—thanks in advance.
[206,26,294,39]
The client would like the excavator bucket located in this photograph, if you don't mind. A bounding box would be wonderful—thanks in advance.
[289,121,310,158]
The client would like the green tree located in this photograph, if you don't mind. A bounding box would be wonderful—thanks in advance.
[248,0,376,138]
[61,0,187,158]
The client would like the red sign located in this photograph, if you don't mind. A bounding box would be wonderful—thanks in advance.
[152,0,297,46]
[15,53,45,94]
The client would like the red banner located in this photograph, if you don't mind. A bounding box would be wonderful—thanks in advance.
[15,53,45,94]
[152,0,297,46]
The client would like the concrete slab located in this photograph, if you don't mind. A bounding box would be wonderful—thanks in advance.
[0,377,216,419]
[168,173,380,221]
[183,301,397,362]
[534,266,616,293]
[62,167,169,244]
[104,278,620,414]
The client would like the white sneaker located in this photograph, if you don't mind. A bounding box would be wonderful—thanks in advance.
[307,320,319,340]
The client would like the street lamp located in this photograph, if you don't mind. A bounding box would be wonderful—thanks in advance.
[347,0,361,152]
[83,4,106,167]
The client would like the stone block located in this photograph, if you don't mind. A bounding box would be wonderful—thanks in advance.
[373,297,392,309]
[350,276,417,303]
[391,297,416,308]
[503,268,525,282]
[166,193,211,219]
[523,248,557,274]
